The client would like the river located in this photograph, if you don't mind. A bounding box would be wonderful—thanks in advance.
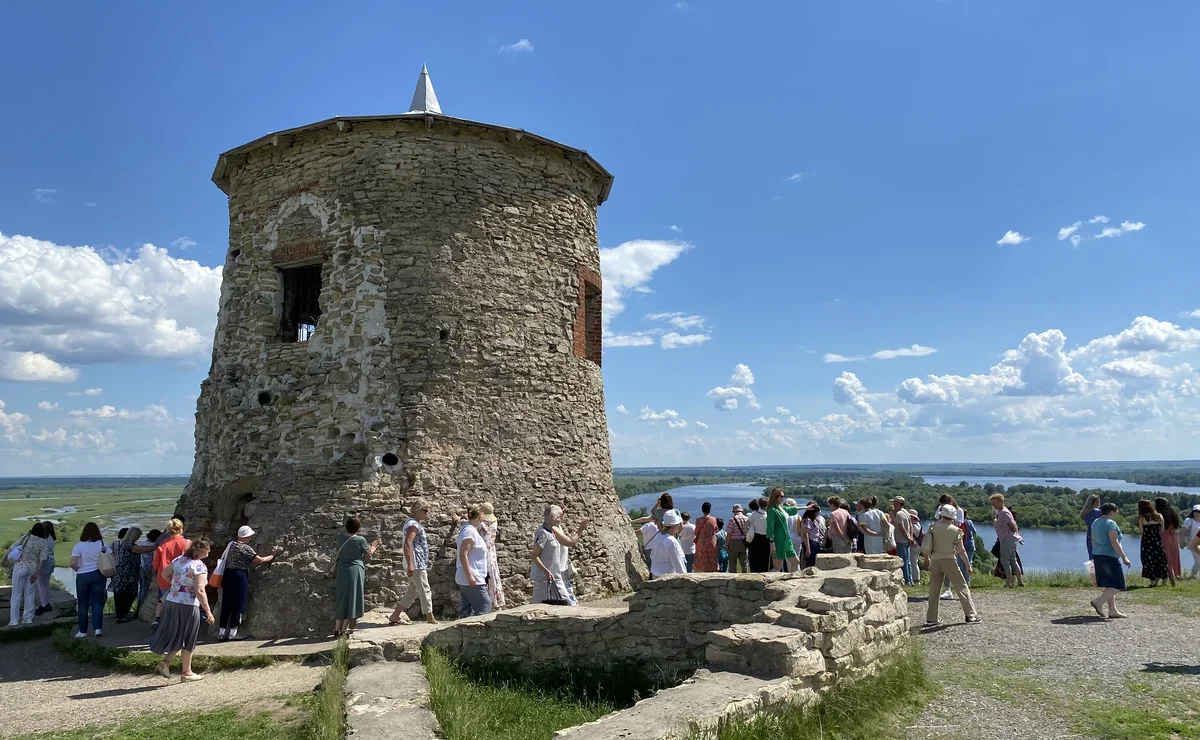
[621,483,1156,573]
[918,475,1200,496]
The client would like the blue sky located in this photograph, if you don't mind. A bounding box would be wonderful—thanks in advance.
[3,1,1200,474]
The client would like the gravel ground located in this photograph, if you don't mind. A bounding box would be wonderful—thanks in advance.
[0,637,323,738]
[908,586,1200,740]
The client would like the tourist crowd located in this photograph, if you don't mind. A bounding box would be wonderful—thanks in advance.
[10,488,1200,682]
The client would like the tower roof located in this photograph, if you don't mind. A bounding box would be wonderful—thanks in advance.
[408,64,441,115]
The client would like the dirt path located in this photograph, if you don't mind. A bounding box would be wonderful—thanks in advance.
[908,586,1200,739]
[0,637,323,738]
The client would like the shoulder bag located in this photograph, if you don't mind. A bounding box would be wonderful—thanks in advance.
[97,541,117,578]
[5,534,29,568]
[210,541,233,588]
[327,535,354,575]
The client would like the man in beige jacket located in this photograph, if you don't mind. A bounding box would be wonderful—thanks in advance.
[921,504,981,626]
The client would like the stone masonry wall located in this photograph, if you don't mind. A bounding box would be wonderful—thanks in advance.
[180,117,644,637]
[420,554,911,689]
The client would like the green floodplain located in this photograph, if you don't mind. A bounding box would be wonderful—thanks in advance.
[0,476,182,562]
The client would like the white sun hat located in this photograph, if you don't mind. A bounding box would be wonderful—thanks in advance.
[661,509,683,527]
[937,504,958,520]
[237,525,255,538]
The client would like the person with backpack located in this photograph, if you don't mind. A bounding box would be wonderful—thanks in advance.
[724,505,750,573]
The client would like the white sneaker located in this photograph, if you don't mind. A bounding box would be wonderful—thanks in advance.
[94,630,102,638]
[940,591,954,600]
[74,631,87,638]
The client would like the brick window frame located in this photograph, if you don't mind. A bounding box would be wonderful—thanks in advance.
[273,242,326,343]
[573,266,602,366]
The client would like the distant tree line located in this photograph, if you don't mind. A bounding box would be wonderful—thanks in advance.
[763,475,1200,531]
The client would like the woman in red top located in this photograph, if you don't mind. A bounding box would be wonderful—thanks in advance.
[151,518,191,630]
[692,502,720,572]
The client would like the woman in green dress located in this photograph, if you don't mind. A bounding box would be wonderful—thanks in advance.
[333,516,381,637]
[767,488,800,572]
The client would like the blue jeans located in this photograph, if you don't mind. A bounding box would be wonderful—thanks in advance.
[220,569,249,629]
[76,570,107,634]
[896,542,914,584]
[685,554,695,573]
[458,584,491,618]
[958,552,972,585]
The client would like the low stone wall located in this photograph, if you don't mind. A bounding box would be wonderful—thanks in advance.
[420,553,910,692]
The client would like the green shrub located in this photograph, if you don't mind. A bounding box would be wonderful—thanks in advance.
[306,636,348,740]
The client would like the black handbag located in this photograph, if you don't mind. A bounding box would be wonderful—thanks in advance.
[990,540,1001,558]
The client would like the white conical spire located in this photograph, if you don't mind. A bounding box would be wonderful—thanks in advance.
[408,64,442,114]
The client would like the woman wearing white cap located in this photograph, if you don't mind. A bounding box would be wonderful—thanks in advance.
[920,504,980,626]
[217,525,281,641]
[647,510,688,578]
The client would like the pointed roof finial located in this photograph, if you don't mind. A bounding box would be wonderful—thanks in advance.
[408,64,442,115]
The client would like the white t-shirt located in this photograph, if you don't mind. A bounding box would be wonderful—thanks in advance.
[788,513,804,551]
[1180,516,1200,546]
[455,523,488,586]
[649,534,687,577]
[748,510,768,535]
[71,540,108,574]
[639,521,659,551]
[679,522,696,555]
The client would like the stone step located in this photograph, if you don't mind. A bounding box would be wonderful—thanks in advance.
[553,669,811,740]
[706,623,824,679]
[345,661,441,739]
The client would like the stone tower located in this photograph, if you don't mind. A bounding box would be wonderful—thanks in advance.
[178,68,643,637]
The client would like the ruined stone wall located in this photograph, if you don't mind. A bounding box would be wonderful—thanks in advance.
[420,554,911,688]
[181,118,643,637]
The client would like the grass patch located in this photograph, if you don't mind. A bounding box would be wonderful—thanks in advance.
[424,648,615,740]
[690,645,936,740]
[306,635,348,740]
[11,705,308,740]
[51,627,282,673]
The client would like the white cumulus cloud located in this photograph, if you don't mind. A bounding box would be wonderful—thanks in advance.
[0,399,31,442]
[499,39,534,53]
[823,353,864,363]
[694,421,708,430]
[37,401,58,410]
[661,332,710,350]
[708,364,759,410]
[1058,222,1081,241]
[996,230,1029,246]
[638,406,680,422]
[0,352,79,382]
[1094,221,1145,239]
[871,344,937,360]
[667,420,688,429]
[600,239,689,347]
[0,232,222,365]
[776,407,790,415]
[752,416,781,425]
[615,405,629,414]
[1089,215,1109,224]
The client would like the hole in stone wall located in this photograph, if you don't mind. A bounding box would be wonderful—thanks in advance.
[381,452,400,467]
[257,391,272,406]
[278,263,323,342]
[439,328,450,341]
[230,249,241,260]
